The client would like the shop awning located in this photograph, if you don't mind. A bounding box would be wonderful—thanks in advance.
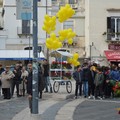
[0,50,45,60]
[50,50,73,58]
[104,50,120,61]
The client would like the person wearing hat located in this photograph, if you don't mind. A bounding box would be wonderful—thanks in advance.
[1,65,15,99]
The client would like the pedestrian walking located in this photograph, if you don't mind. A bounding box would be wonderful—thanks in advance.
[42,59,52,93]
[1,65,15,99]
[73,65,83,99]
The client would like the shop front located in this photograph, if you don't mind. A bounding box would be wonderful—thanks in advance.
[104,50,120,65]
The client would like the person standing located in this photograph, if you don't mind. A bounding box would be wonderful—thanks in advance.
[26,63,32,113]
[94,67,104,99]
[38,63,45,99]
[1,66,15,99]
[11,64,22,97]
[43,59,52,93]
[0,64,5,96]
[82,63,91,98]
[73,65,83,99]
[19,66,28,96]
[88,65,96,99]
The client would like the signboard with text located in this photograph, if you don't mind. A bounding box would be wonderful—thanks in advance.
[108,44,120,50]
[16,0,33,20]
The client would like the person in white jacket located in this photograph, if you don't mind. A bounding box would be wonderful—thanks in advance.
[1,65,15,99]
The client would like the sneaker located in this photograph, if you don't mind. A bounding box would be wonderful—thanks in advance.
[98,96,103,100]
[88,96,92,99]
[74,96,77,99]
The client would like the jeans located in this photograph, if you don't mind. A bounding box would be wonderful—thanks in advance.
[75,82,82,96]
[83,81,88,97]
[44,76,52,93]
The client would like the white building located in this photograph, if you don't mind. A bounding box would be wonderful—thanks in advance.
[85,0,120,65]
[0,0,86,64]
[0,0,52,52]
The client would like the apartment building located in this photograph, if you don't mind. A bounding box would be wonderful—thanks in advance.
[85,0,120,65]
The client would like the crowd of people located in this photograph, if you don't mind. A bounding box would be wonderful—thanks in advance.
[0,59,52,100]
[73,62,120,99]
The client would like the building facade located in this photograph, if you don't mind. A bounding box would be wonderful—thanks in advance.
[85,0,120,65]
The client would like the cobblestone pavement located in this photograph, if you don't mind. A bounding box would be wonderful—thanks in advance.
[0,97,28,120]
[73,99,120,120]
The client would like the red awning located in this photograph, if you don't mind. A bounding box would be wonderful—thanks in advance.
[104,50,120,61]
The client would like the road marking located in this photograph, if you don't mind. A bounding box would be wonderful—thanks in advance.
[55,99,85,120]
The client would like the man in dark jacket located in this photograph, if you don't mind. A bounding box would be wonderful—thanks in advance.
[73,65,83,99]
[43,59,52,93]
[82,63,91,98]
[11,63,22,97]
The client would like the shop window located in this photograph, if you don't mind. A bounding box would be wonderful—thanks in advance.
[107,17,120,40]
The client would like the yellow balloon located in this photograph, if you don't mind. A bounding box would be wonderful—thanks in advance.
[42,26,46,31]
[76,61,80,66]
[59,36,64,41]
[72,59,77,65]
[65,4,70,8]
[73,53,79,60]
[67,58,72,64]
[50,32,56,39]
[68,38,73,45]
[51,27,56,31]
[45,14,50,21]
[52,16,56,21]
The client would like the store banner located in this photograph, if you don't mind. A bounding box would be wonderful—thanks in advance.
[104,50,120,61]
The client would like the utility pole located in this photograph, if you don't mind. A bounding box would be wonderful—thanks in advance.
[46,0,49,62]
[90,42,94,61]
[32,0,38,114]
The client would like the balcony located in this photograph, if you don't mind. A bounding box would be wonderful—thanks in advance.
[62,36,78,47]
[17,27,32,36]
[105,32,120,43]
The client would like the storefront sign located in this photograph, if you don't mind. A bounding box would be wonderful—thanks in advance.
[104,50,120,60]
[108,44,120,50]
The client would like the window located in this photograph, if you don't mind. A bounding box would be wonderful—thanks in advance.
[63,21,74,30]
[68,0,78,4]
[22,20,30,35]
[107,17,120,40]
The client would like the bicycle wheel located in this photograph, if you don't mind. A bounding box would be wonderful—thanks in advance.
[66,81,72,93]
[53,81,60,93]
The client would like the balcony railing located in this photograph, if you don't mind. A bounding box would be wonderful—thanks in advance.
[106,32,120,42]
[17,27,32,36]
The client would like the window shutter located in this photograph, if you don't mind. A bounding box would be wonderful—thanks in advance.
[107,17,111,40]
[69,0,75,4]
[107,17,111,33]
[22,20,30,35]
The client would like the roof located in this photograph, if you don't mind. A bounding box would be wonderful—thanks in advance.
[50,50,73,58]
